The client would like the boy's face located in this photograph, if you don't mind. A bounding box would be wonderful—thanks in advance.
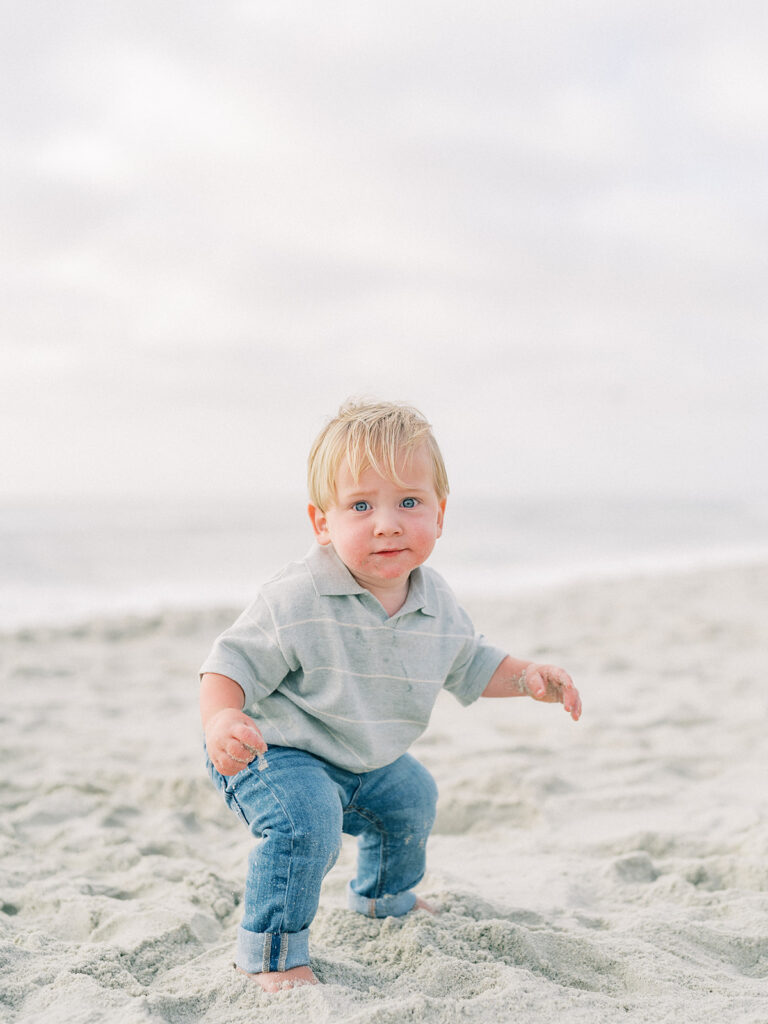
[308,444,446,600]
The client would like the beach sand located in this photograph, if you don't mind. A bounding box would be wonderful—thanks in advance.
[2,562,767,1023]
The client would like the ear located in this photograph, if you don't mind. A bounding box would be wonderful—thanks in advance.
[307,503,332,545]
[436,498,447,538]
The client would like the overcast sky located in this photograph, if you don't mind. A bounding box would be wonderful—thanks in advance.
[2,1,766,503]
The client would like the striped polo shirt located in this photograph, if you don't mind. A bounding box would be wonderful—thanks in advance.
[200,543,507,772]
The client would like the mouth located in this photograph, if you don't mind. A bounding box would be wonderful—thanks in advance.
[374,548,406,556]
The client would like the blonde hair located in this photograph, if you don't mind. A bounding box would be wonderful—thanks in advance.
[307,399,449,511]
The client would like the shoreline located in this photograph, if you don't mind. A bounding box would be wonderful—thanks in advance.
[3,490,768,635]
[2,548,768,638]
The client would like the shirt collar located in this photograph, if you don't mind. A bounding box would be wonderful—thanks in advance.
[304,543,436,616]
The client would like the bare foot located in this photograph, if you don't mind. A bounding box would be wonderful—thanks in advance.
[237,965,319,992]
[413,896,436,914]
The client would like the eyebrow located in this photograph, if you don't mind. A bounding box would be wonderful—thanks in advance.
[343,485,432,499]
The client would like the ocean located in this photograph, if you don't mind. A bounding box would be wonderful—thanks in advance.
[2,493,768,631]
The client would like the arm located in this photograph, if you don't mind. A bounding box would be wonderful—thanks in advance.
[481,655,582,722]
[200,672,268,776]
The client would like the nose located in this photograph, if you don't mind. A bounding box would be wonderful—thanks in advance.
[373,508,403,536]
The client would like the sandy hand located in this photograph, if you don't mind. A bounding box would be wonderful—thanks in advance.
[205,708,267,776]
[522,664,582,721]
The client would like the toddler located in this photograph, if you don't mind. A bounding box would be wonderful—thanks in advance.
[200,399,581,992]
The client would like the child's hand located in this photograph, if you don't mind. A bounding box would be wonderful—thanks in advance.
[205,708,267,776]
[523,664,582,721]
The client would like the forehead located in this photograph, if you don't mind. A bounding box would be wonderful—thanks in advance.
[335,444,435,492]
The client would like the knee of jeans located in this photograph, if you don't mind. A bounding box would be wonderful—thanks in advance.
[293,819,342,863]
[270,822,341,881]
[261,795,343,874]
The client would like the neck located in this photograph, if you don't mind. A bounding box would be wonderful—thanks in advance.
[363,578,410,617]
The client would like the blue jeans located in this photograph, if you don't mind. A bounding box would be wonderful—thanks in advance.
[206,745,438,974]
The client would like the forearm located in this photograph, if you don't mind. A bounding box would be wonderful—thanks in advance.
[200,672,246,727]
[481,656,533,698]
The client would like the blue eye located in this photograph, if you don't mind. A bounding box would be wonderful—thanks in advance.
[401,497,418,509]
[352,501,370,512]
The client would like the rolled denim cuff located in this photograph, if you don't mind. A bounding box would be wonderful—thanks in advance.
[236,926,310,973]
[347,882,416,918]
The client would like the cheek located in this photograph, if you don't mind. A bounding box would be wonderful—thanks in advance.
[411,519,441,548]
[335,524,368,557]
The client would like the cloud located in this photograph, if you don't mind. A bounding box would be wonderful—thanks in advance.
[1,1,766,499]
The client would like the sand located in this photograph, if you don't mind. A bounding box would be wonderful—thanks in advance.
[2,562,767,1023]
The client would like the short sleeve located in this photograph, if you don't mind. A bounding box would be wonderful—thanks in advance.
[198,594,291,709]
[442,610,507,707]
